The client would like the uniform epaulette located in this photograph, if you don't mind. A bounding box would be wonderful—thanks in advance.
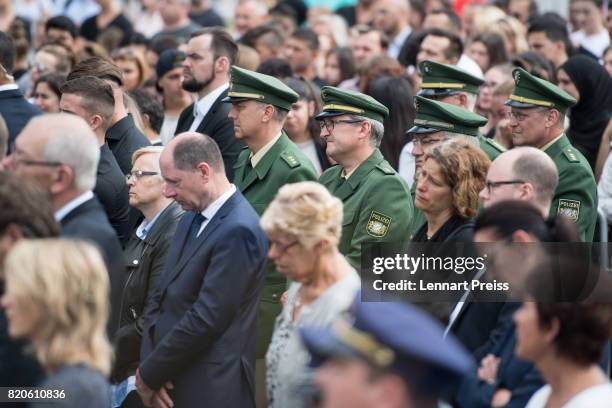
[485,138,506,152]
[376,162,396,175]
[562,147,579,163]
[280,150,300,168]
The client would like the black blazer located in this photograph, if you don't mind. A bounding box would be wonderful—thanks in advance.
[112,201,183,383]
[174,89,244,181]
[94,144,131,245]
[105,114,151,175]
[0,89,42,153]
[139,191,268,408]
[60,196,126,338]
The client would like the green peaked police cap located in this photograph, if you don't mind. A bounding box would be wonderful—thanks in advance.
[505,67,576,113]
[315,86,389,123]
[406,95,487,137]
[222,65,299,111]
[418,60,484,96]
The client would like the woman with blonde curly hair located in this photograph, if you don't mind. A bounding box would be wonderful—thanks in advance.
[261,181,360,408]
[412,139,490,243]
[1,239,112,408]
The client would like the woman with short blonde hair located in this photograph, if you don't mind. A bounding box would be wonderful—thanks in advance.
[261,181,360,408]
[2,239,112,407]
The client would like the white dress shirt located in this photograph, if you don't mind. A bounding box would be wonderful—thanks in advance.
[54,191,95,222]
[188,83,229,132]
[196,184,237,237]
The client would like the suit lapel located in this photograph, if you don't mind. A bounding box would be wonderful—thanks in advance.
[196,89,228,134]
[161,192,238,288]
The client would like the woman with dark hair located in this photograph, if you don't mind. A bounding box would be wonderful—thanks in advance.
[322,47,355,86]
[511,51,557,83]
[32,72,65,113]
[366,76,415,171]
[283,76,330,175]
[467,31,509,73]
[557,55,612,170]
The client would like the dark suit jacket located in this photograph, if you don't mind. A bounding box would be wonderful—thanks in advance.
[94,144,131,245]
[174,89,244,181]
[0,89,42,153]
[60,196,126,338]
[139,191,268,408]
[105,114,151,175]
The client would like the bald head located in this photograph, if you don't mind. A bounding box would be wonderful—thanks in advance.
[165,132,225,173]
[480,147,558,215]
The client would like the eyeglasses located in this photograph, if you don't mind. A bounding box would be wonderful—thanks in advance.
[484,180,526,194]
[506,109,549,122]
[126,170,159,181]
[270,240,299,256]
[319,119,363,133]
[15,158,62,167]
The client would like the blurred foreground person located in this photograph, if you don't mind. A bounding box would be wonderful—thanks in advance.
[261,181,360,408]
[2,239,113,408]
[0,173,59,407]
[301,297,474,408]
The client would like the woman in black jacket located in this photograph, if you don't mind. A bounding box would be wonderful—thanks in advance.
[112,147,183,407]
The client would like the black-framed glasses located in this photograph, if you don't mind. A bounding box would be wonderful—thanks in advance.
[410,136,445,147]
[319,119,363,133]
[506,109,549,122]
[15,158,62,167]
[485,180,526,194]
[126,170,159,181]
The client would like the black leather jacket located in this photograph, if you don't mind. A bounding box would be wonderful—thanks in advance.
[112,201,183,383]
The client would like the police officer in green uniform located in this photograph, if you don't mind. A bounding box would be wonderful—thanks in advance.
[316,86,413,269]
[406,96,489,236]
[505,67,597,241]
[418,60,505,161]
[224,65,317,402]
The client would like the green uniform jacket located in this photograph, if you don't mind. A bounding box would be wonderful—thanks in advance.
[319,149,413,268]
[234,132,317,357]
[478,133,505,161]
[544,134,597,241]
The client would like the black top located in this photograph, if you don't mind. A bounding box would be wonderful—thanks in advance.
[80,13,133,47]
[412,215,475,243]
[31,364,111,408]
[0,89,42,154]
[105,114,151,175]
[189,8,224,27]
[94,144,130,245]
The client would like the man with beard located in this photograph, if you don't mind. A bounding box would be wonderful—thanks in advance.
[174,27,244,181]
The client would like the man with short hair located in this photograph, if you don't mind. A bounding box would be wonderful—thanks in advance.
[3,114,124,337]
[136,132,268,408]
[527,13,573,68]
[506,67,597,241]
[372,0,413,59]
[174,28,244,181]
[422,8,462,36]
[224,65,317,403]
[282,28,324,87]
[0,31,41,154]
[67,56,150,174]
[317,86,413,267]
[60,76,131,245]
[480,147,558,216]
[240,23,285,62]
[340,25,388,91]
[44,15,78,50]
[234,0,269,40]
[152,0,202,44]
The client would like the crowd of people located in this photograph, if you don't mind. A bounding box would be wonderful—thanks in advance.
[1,0,612,407]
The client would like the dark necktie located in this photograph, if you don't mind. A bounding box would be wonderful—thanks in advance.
[182,213,206,256]
[243,160,253,182]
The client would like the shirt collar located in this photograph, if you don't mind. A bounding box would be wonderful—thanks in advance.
[250,132,282,168]
[135,206,165,240]
[0,84,19,92]
[541,132,565,152]
[392,26,412,48]
[193,83,229,118]
[54,191,95,222]
[201,184,237,221]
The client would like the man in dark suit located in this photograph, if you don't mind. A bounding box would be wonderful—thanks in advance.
[3,113,125,338]
[59,76,131,245]
[0,31,41,154]
[174,27,244,180]
[67,56,150,175]
[136,132,268,408]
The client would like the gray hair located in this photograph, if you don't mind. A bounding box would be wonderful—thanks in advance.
[352,116,384,148]
[511,147,558,208]
[255,101,289,123]
[39,114,100,192]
